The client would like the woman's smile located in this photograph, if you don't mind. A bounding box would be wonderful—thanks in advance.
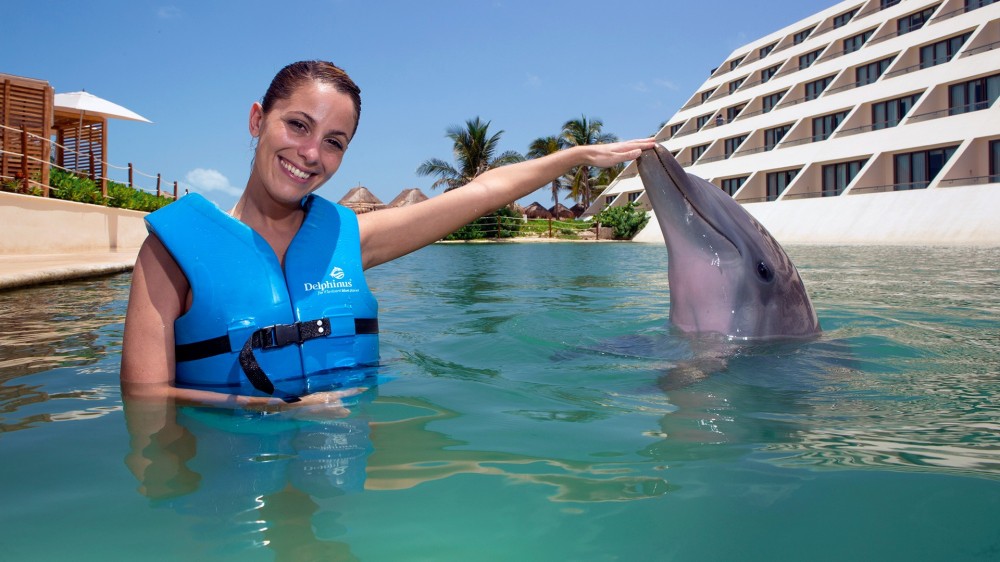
[279,156,314,182]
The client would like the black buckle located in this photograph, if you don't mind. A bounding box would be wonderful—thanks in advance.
[255,318,332,350]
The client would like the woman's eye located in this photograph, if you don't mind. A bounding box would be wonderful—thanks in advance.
[287,119,306,132]
[326,138,344,150]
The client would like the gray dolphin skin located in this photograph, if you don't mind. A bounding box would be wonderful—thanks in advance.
[637,145,821,340]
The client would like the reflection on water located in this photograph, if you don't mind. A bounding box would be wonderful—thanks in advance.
[0,244,998,559]
[0,274,128,433]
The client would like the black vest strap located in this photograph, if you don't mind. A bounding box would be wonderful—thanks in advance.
[175,318,379,362]
[174,317,378,403]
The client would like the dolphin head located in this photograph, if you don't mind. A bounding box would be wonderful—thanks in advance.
[637,145,820,340]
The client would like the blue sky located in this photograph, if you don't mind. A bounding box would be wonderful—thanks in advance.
[6,0,835,209]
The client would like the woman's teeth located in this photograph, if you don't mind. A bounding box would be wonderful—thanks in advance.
[281,159,311,180]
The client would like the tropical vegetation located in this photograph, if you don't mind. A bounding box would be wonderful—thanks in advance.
[1,168,173,212]
[592,202,650,240]
[416,117,524,191]
[420,113,640,240]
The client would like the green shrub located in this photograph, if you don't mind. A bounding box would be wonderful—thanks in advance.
[592,202,650,240]
[445,206,522,240]
[47,168,172,212]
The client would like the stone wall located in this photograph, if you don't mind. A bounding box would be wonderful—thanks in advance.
[0,191,148,254]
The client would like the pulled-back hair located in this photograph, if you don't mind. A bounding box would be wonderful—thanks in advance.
[261,61,362,136]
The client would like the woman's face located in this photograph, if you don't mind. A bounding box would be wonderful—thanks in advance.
[249,80,357,205]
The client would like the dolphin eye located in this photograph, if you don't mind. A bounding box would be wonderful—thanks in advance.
[756,261,774,282]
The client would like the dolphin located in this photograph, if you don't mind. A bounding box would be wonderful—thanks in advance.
[637,144,820,340]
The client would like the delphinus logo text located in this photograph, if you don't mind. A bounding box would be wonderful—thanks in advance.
[303,266,358,294]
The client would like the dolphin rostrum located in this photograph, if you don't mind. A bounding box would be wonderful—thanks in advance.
[637,145,820,340]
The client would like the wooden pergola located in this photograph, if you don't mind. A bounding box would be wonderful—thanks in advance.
[52,108,107,192]
[0,73,54,191]
[0,73,147,196]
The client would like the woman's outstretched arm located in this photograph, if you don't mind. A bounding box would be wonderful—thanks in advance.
[357,138,656,269]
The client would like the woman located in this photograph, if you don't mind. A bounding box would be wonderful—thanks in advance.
[121,60,655,411]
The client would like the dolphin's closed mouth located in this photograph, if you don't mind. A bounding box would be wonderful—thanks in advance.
[647,147,741,256]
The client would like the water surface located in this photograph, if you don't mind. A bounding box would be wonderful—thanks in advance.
[0,243,997,561]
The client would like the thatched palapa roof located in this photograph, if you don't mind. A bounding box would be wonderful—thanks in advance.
[569,203,586,218]
[549,203,575,219]
[338,186,385,214]
[387,188,429,208]
[524,201,553,219]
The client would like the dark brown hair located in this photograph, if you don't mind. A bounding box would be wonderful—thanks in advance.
[261,60,362,137]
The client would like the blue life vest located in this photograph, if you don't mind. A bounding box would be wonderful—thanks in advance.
[144,193,379,399]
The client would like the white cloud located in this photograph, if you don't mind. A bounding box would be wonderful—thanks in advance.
[156,6,182,19]
[184,168,242,197]
[654,79,679,91]
[631,80,679,93]
[524,73,542,88]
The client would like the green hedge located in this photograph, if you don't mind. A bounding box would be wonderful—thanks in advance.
[445,206,523,240]
[45,168,173,212]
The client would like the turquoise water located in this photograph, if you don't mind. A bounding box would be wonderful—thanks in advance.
[0,243,998,561]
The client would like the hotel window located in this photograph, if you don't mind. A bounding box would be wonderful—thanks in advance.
[701,89,715,102]
[761,64,782,83]
[669,123,683,137]
[833,8,859,28]
[843,29,874,54]
[856,57,894,86]
[990,140,1000,183]
[897,7,936,35]
[759,43,776,58]
[805,75,834,100]
[799,49,824,70]
[762,91,786,113]
[822,159,867,196]
[872,93,921,129]
[894,146,958,189]
[728,77,745,94]
[920,33,971,69]
[813,111,850,141]
[726,104,746,122]
[730,56,745,70]
[764,124,791,150]
[881,0,901,8]
[766,169,799,201]
[793,27,815,45]
[722,176,748,195]
[949,74,1000,114]
[628,192,641,203]
[691,144,709,161]
[724,135,748,158]
[967,0,995,9]
[605,195,615,206]
[696,114,712,128]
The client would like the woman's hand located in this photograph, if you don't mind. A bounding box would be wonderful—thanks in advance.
[582,138,657,168]
[283,387,368,419]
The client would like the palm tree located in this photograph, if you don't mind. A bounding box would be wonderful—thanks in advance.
[526,135,567,210]
[593,162,625,202]
[417,117,524,191]
[561,115,618,208]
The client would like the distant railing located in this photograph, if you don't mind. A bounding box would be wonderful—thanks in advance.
[961,41,1000,58]
[0,123,181,202]
[453,214,599,240]
[937,175,1000,187]
[852,181,931,194]
[908,101,992,123]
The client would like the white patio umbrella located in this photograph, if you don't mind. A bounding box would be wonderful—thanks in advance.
[53,91,152,123]
[53,91,152,173]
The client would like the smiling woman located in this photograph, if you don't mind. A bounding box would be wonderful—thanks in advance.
[119,59,656,412]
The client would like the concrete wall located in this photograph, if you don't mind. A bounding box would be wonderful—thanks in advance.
[0,191,148,254]
[633,184,1000,246]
